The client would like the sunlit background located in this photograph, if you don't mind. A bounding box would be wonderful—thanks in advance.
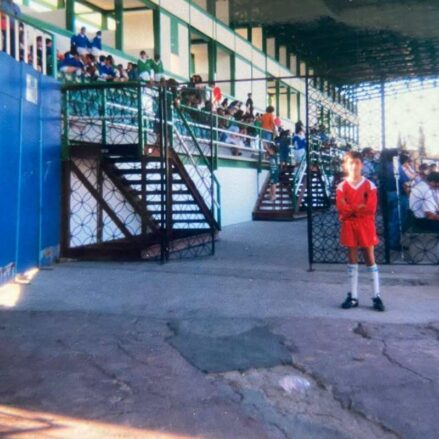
[358,81,439,159]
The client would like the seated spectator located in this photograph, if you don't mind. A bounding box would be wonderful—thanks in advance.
[138,50,153,81]
[58,51,83,75]
[225,123,243,156]
[409,172,439,232]
[115,63,128,82]
[91,30,102,57]
[126,62,138,81]
[416,163,429,183]
[98,55,115,81]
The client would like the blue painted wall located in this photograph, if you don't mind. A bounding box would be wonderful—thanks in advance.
[0,52,61,284]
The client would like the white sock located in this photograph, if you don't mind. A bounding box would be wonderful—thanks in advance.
[347,264,359,299]
[367,264,380,298]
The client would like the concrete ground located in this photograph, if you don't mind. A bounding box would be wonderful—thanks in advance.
[0,220,438,438]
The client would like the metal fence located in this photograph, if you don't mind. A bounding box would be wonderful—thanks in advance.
[306,77,439,267]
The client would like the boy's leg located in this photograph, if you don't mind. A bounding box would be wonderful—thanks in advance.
[347,248,359,299]
[363,247,380,297]
[363,247,385,311]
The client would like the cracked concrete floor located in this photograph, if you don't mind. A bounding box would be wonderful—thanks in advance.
[0,221,438,438]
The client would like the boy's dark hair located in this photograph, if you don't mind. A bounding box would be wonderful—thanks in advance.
[343,150,363,163]
[399,153,411,165]
[99,55,106,63]
[362,147,373,157]
[419,163,429,172]
[427,171,439,184]
[140,50,146,56]
[265,105,275,113]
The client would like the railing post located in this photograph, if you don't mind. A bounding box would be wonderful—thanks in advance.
[62,89,70,160]
[137,84,144,156]
[101,88,107,145]
[258,128,262,174]
[214,113,218,171]
[51,35,57,78]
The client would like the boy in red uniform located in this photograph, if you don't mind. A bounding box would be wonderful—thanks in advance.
[336,151,385,311]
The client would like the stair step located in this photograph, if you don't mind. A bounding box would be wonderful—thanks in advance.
[130,189,191,196]
[147,200,197,205]
[124,178,184,185]
[147,210,203,215]
[173,219,209,224]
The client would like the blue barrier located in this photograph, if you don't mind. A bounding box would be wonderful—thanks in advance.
[0,52,61,284]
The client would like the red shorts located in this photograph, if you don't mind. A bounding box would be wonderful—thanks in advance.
[340,219,379,248]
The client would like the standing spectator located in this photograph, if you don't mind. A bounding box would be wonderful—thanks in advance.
[292,121,307,164]
[260,105,276,147]
[362,147,378,183]
[400,153,416,181]
[277,129,291,168]
[151,53,164,81]
[91,30,102,57]
[246,93,254,116]
[210,81,222,108]
[381,149,411,250]
[138,50,153,81]
[72,27,90,57]
[1,0,21,57]
[266,143,279,201]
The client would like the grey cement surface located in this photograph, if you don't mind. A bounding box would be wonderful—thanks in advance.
[0,220,438,438]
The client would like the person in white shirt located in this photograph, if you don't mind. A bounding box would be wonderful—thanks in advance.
[409,172,439,232]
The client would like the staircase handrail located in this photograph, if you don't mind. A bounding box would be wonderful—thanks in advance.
[174,129,220,210]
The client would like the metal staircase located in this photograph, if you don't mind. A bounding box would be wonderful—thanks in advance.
[62,83,220,261]
[252,165,299,221]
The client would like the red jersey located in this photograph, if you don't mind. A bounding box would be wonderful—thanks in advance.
[336,177,379,247]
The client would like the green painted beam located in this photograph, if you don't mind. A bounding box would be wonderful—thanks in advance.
[65,0,75,32]
[115,0,123,51]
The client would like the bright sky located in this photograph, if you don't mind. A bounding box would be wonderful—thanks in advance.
[358,81,439,158]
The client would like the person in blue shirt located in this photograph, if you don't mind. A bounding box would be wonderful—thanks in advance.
[381,149,412,250]
[58,51,83,75]
[91,30,102,56]
[292,121,307,165]
[98,55,115,81]
[71,26,90,57]
[362,147,378,184]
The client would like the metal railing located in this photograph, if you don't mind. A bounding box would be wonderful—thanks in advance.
[0,8,55,76]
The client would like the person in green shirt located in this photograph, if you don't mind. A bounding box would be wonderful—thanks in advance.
[152,54,164,82]
[137,50,153,81]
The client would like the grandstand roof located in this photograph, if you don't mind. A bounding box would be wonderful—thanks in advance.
[230,0,439,86]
